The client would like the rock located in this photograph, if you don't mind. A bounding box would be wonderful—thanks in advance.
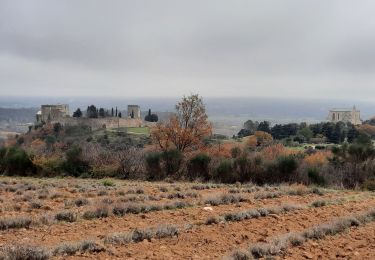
[269,214,280,219]
[203,207,213,211]
[303,252,313,259]
[353,251,360,256]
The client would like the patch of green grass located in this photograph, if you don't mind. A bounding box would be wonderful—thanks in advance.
[126,127,150,135]
[101,179,115,187]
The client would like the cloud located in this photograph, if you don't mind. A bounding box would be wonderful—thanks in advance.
[1,0,375,99]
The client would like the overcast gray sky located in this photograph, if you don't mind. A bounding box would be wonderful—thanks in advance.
[1,0,375,99]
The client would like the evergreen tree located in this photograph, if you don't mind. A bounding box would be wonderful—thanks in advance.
[73,108,83,118]
[118,112,122,118]
[257,121,271,133]
[144,108,158,122]
[111,108,114,117]
[99,108,105,118]
[115,107,118,117]
[86,105,98,118]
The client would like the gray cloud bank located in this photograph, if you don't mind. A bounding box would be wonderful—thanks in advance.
[1,0,375,99]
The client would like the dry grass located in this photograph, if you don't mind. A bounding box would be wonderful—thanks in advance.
[227,207,375,259]
[105,224,179,245]
[0,216,32,230]
[0,245,50,260]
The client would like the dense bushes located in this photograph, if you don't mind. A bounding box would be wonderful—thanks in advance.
[307,168,327,186]
[0,146,34,176]
[60,146,89,177]
[187,153,211,181]
[214,160,236,183]
[162,150,183,175]
[145,152,164,180]
[2,130,375,190]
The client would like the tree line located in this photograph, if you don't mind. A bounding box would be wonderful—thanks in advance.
[72,105,158,122]
[237,120,361,144]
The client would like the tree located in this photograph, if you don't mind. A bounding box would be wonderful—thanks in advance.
[73,108,83,118]
[145,109,159,122]
[111,108,114,117]
[243,120,259,133]
[99,108,106,118]
[86,105,98,118]
[152,94,212,152]
[297,127,313,142]
[115,107,118,117]
[257,121,271,133]
[118,112,122,118]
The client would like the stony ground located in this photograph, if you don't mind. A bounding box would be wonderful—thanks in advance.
[0,177,374,259]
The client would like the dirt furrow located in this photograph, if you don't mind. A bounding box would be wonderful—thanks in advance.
[0,191,346,247]
[284,220,375,260]
[56,196,375,259]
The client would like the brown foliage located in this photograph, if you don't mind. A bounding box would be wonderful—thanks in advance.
[151,94,212,152]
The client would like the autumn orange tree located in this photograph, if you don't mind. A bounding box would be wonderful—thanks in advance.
[152,94,212,153]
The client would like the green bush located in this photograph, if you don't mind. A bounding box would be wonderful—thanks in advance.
[187,153,211,181]
[0,146,34,176]
[145,152,164,180]
[363,180,375,191]
[101,179,115,187]
[276,155,298,182]
[162,149,183,176]
[60,145,89,177]
[215,160,237,183]
[307,168,327,186]
[233,156,252,182]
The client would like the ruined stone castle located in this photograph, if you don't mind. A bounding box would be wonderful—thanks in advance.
[36,104,153,130]
[327,106,362,125]
[36,104,70,123]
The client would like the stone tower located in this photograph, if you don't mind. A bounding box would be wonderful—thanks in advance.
[127,105,141,119]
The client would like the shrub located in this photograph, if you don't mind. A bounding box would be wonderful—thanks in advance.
[0,216,32,230]
[215,160,237,183]
[0,146,34,176]
[162,149,183,176]
[1,245,50,260]
[155,225,179,238]
[187,153,211,181]
[74,198,89,207]
[102,197,114,204]
[145,152,164,180]
[205,216,223,225]
[233,156,252,182]
[231,147,242,158]
[311,200,327,208]
[97,190,108,196]
[53,240,104,256]
[105,225,178,245]
[55,211,76,222]
[204,194,247,206]
[158,186,169,192]
[60,145,89,177]
[101,179,115,187]
[363,180,375,191]
[30,201,42,209]
[83,206,109,219]
[254,191,282,200]
[230,249,253,260]
[307,168,327,186]
[275,155,298,182]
